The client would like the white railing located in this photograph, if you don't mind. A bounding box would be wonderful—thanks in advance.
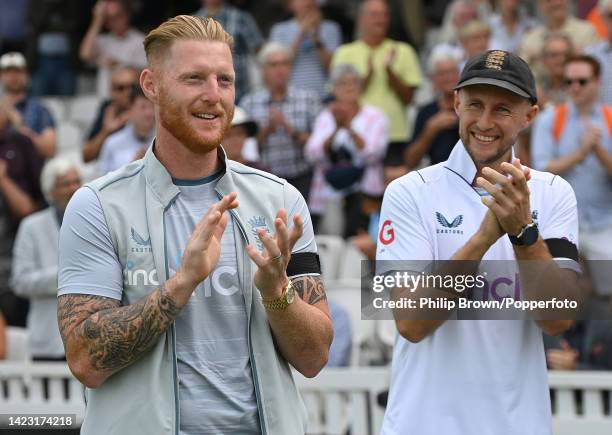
[2,362,612,434]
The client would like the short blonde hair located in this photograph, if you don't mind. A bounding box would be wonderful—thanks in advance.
[143,15,233,65]
[458,19,491,41]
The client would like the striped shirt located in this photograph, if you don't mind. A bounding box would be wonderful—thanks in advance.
[269,18,342,97]
[240,87,322,178]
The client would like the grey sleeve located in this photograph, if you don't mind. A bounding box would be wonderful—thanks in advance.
[284,182,317,254]
[57,186,124,300]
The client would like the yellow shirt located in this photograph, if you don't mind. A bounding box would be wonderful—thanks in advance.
[331,38,422,142]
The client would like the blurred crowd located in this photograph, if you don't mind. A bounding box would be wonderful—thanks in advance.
[0,0,612,371]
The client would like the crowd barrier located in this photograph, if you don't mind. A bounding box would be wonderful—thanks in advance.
[1,362,612,434]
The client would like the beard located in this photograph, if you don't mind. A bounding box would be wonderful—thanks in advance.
[461,130,514,167]
[157,87,234,155]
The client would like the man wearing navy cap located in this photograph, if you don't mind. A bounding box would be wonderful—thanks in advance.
[377,50,581,434]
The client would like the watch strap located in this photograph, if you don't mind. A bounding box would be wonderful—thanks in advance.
[262,281,293,310]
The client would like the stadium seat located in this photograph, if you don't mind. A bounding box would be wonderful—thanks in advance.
[315,235,344,280]
[57,121,83,154]
[5,327,28,361]
[66,95,100,128]
[40,97,66,123]
[338,238,368,280]
[327,279,375,366]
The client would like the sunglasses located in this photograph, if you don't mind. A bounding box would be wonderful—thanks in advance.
[563,77,592,87]
[112,83,134,92]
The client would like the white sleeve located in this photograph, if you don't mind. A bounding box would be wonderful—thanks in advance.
[57,186,124,300]
[376,175,434,274]
[304,110,335,164]
[284,182,316,254]
[540,176,579,248]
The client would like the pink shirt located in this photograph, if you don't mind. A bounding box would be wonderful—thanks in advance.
[305,105,389,214]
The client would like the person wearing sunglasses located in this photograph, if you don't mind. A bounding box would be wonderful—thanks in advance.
[82,66,138,163]
[585,0,612,106]
[532,54,612,298]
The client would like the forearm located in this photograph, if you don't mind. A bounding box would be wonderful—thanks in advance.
[265,275,332,377]
[79,20,102,62]
[83,130,110,162]
[386,69,414,105]
[545,149,585,174]
[315,46,333,71]
[30,130,56,158]
[593,146,612,175]
[394,235,490,342]
[513,239,579,335]
[0,177,38,218]
[58,280,186,388]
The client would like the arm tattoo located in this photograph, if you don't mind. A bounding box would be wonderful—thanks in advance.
[291,275,326,305]
[58,287,180,374]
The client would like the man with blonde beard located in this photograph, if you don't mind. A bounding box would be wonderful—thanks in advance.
[57,16,331,435]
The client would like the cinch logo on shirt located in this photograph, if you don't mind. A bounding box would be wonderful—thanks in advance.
[131,227,152,253]
[436,212,464,234]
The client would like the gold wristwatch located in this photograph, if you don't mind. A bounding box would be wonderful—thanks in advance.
[261,280,296,310]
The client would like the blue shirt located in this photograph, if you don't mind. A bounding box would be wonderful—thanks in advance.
[15,97,55,134]
[531,102,612,230]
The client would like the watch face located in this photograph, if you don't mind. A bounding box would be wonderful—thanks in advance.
[523,224,539,245]
[286,284,295,304]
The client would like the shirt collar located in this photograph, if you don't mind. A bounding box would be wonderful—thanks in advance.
[143,142,231,207]
[444,139,517,187]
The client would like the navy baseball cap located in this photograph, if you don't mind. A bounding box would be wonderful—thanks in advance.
[455,50,537,105]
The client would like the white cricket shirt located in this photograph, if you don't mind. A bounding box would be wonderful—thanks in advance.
[377,140,579,435]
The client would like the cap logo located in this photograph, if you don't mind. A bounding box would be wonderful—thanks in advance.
[485,51,506,70]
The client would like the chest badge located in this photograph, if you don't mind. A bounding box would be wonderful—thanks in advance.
[436,212,464,234]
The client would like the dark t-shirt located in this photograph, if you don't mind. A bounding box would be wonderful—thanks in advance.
[87,100,110,140]
[409,100,460,165]
[0,131,44,326]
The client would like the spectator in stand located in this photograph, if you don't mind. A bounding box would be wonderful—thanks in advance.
[305,64,388,237]
[0,0,28,54]
[536,32,574,108]
[544,300,612,370]
[194,0,263,102]
[488,0,536,53]
[331,0,422,167]
[519,0,597,65]
[79,0,147,98]
[0,52,56,158]
[532,55,612,296]
[10,157,81,361]
[436,0,482,46]
[458,19,493,68]
[241,42,321,200]
[224,106,268,171]
[0,105,45,327]
[26,0,79,96]
[269,0,342,97]
[404,49,460,170]
[82,66,138,163]
[586,0,612,105]
[97,86,155,176]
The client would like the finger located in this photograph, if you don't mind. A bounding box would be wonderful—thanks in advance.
[257,228,282,259]
[288,213,304,251]
[212,211,228,241]
[275,209,290,254]
[481,196,506,217]
[476,177,513,208]
[481,167,520,203]
[197,209,222,245]
[246,244,267,268]
[502,160,528,192]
